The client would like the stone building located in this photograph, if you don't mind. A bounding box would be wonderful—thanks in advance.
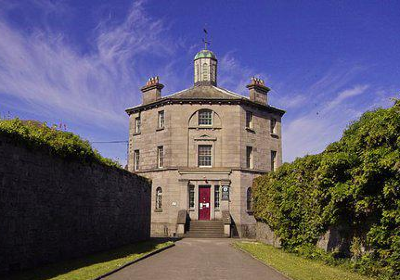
[126,47,285,237]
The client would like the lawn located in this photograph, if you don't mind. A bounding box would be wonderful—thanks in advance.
[5,239,174,280]
[234,241,376,280]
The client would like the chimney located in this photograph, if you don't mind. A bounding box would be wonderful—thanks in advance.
[141,76,164,105]
[246,77,270,105]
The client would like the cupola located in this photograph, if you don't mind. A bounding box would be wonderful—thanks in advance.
[194,49,217,86]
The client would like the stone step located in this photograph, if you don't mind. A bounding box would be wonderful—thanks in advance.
[185,220,226,238]
[185,233,226,238]
[189,226,223,229]
[189,228,223,232]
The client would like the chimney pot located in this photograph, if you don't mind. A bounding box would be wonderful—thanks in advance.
[247,77,270,105]
[141,76,164,105]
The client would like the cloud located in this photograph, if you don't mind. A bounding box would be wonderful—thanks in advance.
[0,0,173,129]
[282,83,375,162]
[326,85,369,110]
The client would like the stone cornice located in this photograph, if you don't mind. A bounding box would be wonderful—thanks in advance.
[125,97,285,116]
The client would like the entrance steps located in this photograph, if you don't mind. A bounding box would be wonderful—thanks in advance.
[185,220,226,238]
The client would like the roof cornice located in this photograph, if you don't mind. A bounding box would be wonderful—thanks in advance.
[125,97,285,116]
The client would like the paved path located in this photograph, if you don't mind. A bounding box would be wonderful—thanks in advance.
[106,238,288,280]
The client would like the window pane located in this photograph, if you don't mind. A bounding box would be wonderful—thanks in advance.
[158,111,164,128]
[158,146,163,168]
[156,187,162,209]
[134,150,140,170]
[214,185,220,208]
[198,145,212,167]
[271,118,276,134]
[135,117,141,133]
[189,185,195,208]
[246,111,253,128]
[246,146,253,169]
[271,150,277,171]
[198,110,212,125]
[247,187,253,211]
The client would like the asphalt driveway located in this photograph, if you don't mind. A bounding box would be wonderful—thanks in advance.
[105,238,288,280]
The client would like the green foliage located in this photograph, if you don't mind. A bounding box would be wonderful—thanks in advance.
[0,118,121,168]
[253,100,400,279]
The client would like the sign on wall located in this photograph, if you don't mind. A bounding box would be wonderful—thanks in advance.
[222,185,229,201]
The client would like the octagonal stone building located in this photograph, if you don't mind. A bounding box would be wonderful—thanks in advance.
[126,47,285,238]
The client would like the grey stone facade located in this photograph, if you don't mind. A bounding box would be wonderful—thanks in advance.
[0,135,151,275]
[126,49,285,238]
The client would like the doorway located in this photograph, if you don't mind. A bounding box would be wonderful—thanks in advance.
[198,185,211,220]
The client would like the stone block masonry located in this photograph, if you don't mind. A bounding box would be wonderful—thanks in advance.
[0,135,151,275]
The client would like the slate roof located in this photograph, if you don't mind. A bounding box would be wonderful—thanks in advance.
[168,85,243,100]
[125,85,285,115]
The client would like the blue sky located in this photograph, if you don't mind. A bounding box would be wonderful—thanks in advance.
[0,0,399,164]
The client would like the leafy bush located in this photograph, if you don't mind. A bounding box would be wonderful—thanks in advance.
[253,99,400,279]
[0,118,121,168]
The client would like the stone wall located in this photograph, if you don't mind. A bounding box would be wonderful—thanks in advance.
[255,221,281,247]
[255,221,350,254]
[0,135,151,275]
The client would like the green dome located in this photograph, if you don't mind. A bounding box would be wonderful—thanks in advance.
[194,49,217,60]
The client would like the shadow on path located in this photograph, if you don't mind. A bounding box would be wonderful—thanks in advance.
[2,237,180,280]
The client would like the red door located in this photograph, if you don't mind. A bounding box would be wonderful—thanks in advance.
[199,186,211,220]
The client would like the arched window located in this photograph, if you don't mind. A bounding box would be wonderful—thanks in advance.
[156,187,162,210]
[202,63,208,80]
[198,109,213,126]
[246,187,253,212]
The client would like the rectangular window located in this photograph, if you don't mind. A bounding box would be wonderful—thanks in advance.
[158,110,164,129]
[198,110,212,126]
[270,118,277,134]
[271,150,277,171]
[157,146,164,168]
[134,150,140,171]
[135,116,141,134]
[198,145,212,167]
[246,111,253,129]
[246,146,253,169]
[214,185,220,209]
[189,185,195,209]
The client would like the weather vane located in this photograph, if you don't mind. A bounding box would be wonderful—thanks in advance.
[202,27,210,50]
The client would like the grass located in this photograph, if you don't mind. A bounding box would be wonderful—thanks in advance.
[234,241,376,280]
[4,239,174,280]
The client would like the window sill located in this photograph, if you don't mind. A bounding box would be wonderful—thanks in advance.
[156,127,164,131]
[214,208,220,212]
[154,209,163,212]
[189,208,195,212]
[133,132,141,136]
[245,127,255,133]
[271,133,279,139]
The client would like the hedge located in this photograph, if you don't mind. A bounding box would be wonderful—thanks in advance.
[0,118,121,168]
[253,99,400,279]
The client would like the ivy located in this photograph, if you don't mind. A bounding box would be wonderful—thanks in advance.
[0,118,121,168]
[253,99,400,279]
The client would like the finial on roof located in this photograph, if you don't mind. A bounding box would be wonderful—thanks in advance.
[202,28,210,50]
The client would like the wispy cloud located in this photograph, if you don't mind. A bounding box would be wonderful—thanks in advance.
[326,85,369,110]
[281,83,395,162]
[0,0,174,129]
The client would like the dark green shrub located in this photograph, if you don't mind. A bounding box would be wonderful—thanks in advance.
[253,99,400,279]
[0,118,121,168]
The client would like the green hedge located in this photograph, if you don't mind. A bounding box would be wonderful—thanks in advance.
[253,100,400,279]
[0,118,121,168]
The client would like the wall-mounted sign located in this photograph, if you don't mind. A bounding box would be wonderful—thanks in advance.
[222,185,229,201]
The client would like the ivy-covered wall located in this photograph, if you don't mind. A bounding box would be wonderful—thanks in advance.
[253,100,400,279]
[0,123,151,275]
